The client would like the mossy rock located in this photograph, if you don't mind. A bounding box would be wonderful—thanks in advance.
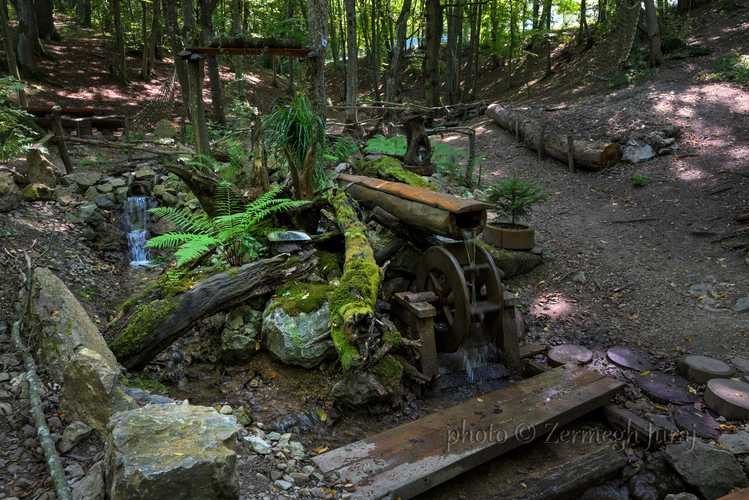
[478,241,543,279]
[356,156,436,191]
[269,282,335,317]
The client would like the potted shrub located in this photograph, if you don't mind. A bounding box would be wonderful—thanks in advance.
[481,174,548,250]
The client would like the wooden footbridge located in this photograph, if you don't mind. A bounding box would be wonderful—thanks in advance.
[313,365,624,500]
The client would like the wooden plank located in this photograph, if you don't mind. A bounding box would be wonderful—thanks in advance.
[393,293,436,319]
[519,343,546,359]
[503,291,521,306]
[314,366,624,500]
[499,446,627,499]
[602,404,668,450]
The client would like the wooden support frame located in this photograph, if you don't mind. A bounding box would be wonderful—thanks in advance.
[391,292,438,380]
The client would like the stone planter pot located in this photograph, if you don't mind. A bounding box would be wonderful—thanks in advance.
[482,223,535,250]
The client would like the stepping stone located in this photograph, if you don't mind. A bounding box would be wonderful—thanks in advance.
[548,345,593,367]
[607,345,655,371]
[673,406,720,438]
[677,355,735,385]
[637,371,698,405]
[732,356,749,374]
[704,378,749,420]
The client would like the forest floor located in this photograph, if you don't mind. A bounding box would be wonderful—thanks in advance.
[0,4,749,500]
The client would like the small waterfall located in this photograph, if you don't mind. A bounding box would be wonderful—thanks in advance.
[122,197,153,267]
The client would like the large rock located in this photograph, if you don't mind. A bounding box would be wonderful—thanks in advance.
[72,460,106,500]
[0,172,23,212]
[332,371,390,407]
[29,268,118,383]
[105,404,239,500]
[219,327,258,366]
[621,138,656,164]
[261,300,335,368]
[60,348,138,439]
[25,152,62,186]
[96,223,127,251]
[665,437,748,500]
[69,171,102,189]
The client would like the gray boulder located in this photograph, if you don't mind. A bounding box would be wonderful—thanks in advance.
[72,460,106,500]
[154,119,177,138]
[0,172,23,212]
[105,404,239,500]
[261,300,335,368]
[54,185,76,206]
[69,171,102,189]
[332,371,390,407]
[665,437,748,500]
[59,421,93,453]
[219,327,258,365]
[96,223,127,251]
[60,348,138,439]
[26,152,62,186]
[29,268,118,383]
[23,183,55,202]
[622,138,656,164]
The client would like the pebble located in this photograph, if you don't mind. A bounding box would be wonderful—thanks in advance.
[273,480,293,491]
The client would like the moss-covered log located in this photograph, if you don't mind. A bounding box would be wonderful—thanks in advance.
[356,155,436,190]
[326,188,382,373]
[108,252,318,370]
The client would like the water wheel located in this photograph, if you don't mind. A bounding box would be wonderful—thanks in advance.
[415,243,504,352]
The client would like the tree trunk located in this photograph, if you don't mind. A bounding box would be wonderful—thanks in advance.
[369,0,381,102]
[181,0,197,44]
[231,0,244,92]
[385,0,412,105]
[402,114,433,166]
[109,253,319,370]
[147,0,160,78]
[16,0,40,74]
[185,55,212,161]
[531,0,540,30]
[112,0,128,83]
[470,3,481,100]
[424,0,442,116]
[462,2,478,103]
[329,13,344,101]
[445,3,460,105]
[344,0,359,132]
[644,0,662,67]
[544,0,552,77]
[486,104,622,171]
[141,1,149,80]
[578,0,590,45]
[302,0,329,121]
[200,0,227,126]
[490,0,500,68]
[0,2,27,107]
[36,0,61,41]
[163,0,192,120]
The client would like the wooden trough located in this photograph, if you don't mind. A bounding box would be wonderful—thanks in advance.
[336,174,491,240]
[313,364,625,500]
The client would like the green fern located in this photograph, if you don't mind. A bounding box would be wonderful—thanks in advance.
[145,185,309,267]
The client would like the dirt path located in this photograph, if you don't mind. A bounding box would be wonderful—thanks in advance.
[470,78,749,364]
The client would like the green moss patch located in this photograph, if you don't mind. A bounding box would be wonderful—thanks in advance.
[371,354,403,392]
[110,299,179,359]
[317,251,341,280]
[271,282,335,316]
[357,156,436,190]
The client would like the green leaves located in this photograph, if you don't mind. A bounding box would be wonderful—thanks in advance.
[145,186,309,267]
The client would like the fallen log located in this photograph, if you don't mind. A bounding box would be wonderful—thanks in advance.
[163,164,244,218]
[108,252,318,370]
[326,187,382,373]
[486,103,621,171]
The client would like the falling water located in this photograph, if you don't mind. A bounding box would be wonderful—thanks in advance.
[459,229,495,384]
[122,197,153,267]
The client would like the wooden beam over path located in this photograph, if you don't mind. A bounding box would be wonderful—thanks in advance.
[313,365,624,500]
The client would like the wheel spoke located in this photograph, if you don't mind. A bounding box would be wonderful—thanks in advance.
[443,305,454,325]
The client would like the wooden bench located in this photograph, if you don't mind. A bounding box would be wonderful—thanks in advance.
[313,365,624,500]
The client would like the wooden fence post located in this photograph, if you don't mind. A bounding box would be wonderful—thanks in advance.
[538,126,546,161]
[51,106,74,174]
[184,52,211,162]
[568,136,576,173]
